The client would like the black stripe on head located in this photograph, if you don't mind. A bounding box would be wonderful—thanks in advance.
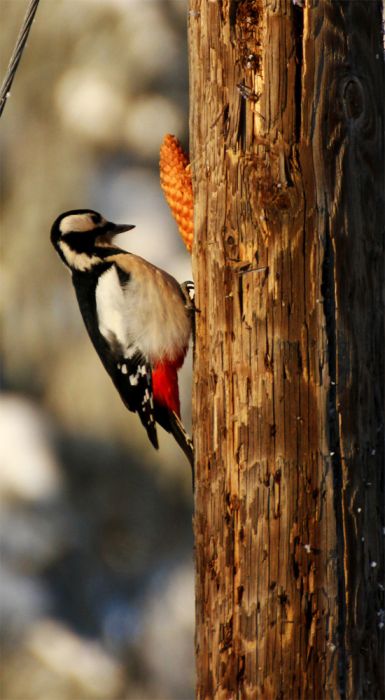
[61,231,101,254]
[51,211,102,261]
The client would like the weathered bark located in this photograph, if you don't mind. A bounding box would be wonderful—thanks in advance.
[189,1,384,698]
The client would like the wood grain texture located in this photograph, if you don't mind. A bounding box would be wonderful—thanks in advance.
[189,0,384,698]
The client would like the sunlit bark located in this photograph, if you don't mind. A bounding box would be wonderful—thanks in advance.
[189,1,384,697]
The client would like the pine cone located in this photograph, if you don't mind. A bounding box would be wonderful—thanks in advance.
[159,134,194,253]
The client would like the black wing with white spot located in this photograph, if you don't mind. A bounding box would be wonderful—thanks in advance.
[72,266,158,449]
[112,348,158,449]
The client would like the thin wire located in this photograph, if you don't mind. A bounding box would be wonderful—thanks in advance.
[0,0,41,119]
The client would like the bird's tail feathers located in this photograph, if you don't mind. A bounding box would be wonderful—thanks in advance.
[169,411,194,484]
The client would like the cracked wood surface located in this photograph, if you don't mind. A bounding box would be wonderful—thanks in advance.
[189,1,384,698]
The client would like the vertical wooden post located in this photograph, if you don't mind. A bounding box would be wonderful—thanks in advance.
[189,0,384,698]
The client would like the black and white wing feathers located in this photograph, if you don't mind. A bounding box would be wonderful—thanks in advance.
[112,348,158,449]
[73,262,158,448]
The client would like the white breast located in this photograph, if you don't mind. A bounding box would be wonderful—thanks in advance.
[95,263,191,362]
[95,266,129,349]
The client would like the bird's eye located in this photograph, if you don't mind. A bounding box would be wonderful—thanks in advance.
[91,213,101,224]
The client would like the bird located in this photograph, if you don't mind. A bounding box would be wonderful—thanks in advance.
[50,209,194,471]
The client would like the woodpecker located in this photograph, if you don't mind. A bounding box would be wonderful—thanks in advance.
[50,209,194,469]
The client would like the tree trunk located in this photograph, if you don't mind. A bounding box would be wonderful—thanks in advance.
[189,1,384,698]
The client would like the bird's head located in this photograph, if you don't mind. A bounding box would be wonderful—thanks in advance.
[50,209,135,268]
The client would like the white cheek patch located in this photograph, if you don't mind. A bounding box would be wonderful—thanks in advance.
[59,241,102,272]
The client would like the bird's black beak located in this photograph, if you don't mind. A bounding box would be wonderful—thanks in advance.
[96,221,135,247]
[109,223,135,234]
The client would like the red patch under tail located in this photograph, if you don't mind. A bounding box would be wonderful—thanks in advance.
[152,359,183,416]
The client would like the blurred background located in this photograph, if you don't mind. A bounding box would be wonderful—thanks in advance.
[0,1,194,698]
